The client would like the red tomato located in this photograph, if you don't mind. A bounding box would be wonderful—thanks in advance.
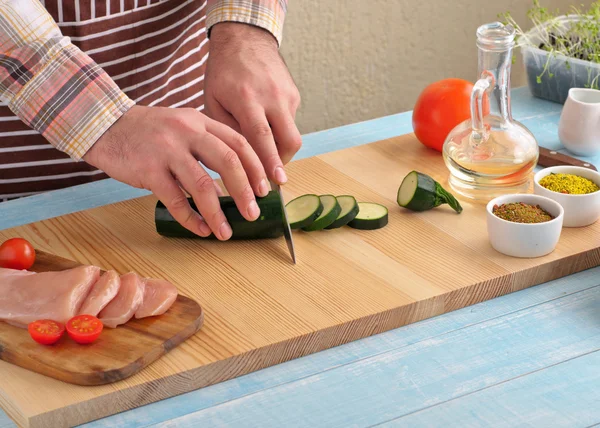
[0,238,36,270]
[28,320,65,345]
[66,315,103,344]
[412,78,489,152]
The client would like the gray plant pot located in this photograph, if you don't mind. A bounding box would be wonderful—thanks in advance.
[519,15,600,104]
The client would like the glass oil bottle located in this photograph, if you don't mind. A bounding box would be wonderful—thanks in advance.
[442,22,539,200]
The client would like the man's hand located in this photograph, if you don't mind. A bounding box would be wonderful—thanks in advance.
[205,22,302,185]
[83,105,270,241]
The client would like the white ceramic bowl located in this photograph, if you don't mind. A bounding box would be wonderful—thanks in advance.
[486,194,564,258]
[533,166,600,227]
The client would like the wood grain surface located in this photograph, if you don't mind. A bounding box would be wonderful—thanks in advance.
[0,134,599,428]
[0,251,204,387]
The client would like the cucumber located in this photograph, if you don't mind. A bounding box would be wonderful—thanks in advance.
[397,171,463,214]
[285,194,323,229]
[325,195,359,229]
[302,195,341,231]
[155,191,284,240]
[348,202,388,230]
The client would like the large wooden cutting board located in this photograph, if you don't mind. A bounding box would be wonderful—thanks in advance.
[1,134,599,428]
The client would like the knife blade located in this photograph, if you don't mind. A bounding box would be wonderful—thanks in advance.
[270,181,296,264]
[538,146,597,171]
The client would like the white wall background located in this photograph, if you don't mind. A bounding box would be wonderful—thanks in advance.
[280,0,587,133]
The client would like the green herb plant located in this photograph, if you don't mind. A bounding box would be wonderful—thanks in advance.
[500,0,600,89]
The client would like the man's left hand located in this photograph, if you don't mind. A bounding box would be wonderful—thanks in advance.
[205,22,302,185]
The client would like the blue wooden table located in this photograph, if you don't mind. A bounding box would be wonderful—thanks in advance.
[2,87,600,428]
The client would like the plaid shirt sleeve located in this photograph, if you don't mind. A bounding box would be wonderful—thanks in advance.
[0,0,134,161]
[206,0,289,46]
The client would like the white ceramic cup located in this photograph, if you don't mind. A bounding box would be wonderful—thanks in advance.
[486,194,564,258]
[558,88,600,157]
[534,166,600,227]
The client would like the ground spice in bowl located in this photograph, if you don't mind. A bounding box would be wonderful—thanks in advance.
[538,173,600,195]
[492,202,555,224]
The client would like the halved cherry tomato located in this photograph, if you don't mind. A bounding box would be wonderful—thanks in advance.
[0,238,36,270]
[28,320,65,345]
[66,315,103,344]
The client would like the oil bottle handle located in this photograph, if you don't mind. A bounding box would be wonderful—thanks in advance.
[470,72,494,145]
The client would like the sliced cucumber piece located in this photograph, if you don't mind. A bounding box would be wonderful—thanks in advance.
[302,195,341,231]
[348,202,388,230]
[397,171,462,214]
[285,194,324,229]
[325,195,359,229]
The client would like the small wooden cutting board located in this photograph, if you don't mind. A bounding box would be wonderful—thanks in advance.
[0,251,204,386]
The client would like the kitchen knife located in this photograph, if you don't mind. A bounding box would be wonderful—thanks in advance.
[538,146,597,171]
[270,181,296,264]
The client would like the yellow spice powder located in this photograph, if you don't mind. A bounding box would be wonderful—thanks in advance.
[539,173,600,194]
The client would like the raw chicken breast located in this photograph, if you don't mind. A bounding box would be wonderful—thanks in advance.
[98,272,144,328]
[0,266,101,328]
[135,278,178,319]
[78,270,121,316]
[0,269,35,278]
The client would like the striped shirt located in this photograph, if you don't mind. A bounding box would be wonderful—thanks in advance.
[0,0,287,200]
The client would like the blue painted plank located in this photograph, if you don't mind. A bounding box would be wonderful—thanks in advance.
[77,268,600,428]
[520,114,563,151]
[0,414,13,428]
[381,350,600,428]
[139,284,600,428]
[510,86,563,119]
[0,180,151,231]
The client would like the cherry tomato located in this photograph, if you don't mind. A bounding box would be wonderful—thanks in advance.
[0,238,36,270]
[412,78,489,152]
[66,315,103,344]
[28,320,65,345]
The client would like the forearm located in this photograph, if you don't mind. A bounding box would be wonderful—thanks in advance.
[206,0,289,47]
[0,0,134,160]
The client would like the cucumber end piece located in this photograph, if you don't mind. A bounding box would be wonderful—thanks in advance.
[397,170,463,214]
[435,183,464,214]
[397,171,418,207]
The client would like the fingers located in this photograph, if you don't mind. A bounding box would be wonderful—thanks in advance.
[205,118,270,198]
[237,106,288,185]
[190,133,261,225]
[267,110,302,165]
[151,172,212,238]
[205,100,242,134]
[171,155,233,241]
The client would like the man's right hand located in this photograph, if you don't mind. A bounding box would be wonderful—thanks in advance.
[83,105,270,241]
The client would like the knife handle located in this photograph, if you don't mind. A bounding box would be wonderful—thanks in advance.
[538,147,597,171]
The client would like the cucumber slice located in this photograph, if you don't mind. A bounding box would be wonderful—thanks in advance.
[325,195,359,229]
[302,195,341,231]
[348,202,388,230]
[397,171,462,214]
[285,194,324,229]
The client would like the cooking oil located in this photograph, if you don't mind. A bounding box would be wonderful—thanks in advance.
[442,22,539,200]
